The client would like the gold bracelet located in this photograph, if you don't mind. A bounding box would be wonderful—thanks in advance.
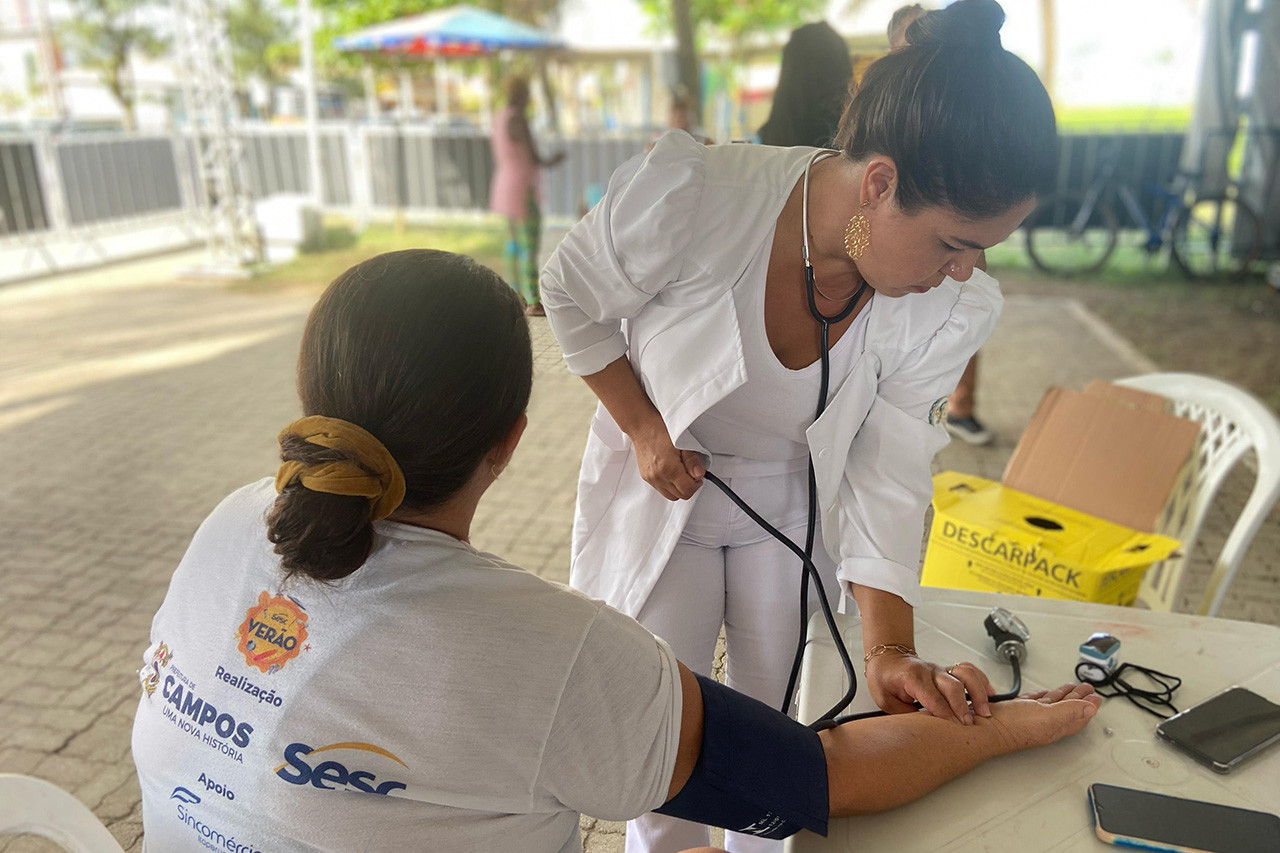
[863,643,916,663]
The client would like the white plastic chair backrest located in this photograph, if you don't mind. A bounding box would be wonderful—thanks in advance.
[0,774,125,853]
[1115,373,1280,616]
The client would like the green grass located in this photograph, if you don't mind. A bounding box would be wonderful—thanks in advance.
[1055,105,1191,133]
[237,218,510,294]
[986,234,1203,287]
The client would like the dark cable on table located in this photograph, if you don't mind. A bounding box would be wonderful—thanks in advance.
[1075,661,1181,719]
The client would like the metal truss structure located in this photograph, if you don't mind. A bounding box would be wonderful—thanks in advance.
[171,0,262,274]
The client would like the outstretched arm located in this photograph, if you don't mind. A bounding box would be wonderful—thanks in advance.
[819,682,1098,815]
[668,661,1100,815]
[508,112,564,168]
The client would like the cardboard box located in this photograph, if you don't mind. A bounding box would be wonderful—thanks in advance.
[922,381,1199,604]
[1002,383,1201,533]
[922,471,1182,605]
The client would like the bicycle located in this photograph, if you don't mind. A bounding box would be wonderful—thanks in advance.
[1023,149,1262,280]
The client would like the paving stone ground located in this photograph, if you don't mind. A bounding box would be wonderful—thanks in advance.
[0,249,1276,851]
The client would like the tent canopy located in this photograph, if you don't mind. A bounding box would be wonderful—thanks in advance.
[333,4,564,56]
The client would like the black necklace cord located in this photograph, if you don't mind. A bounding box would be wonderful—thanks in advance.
[804,263,864,327]
[1075,661,1181,719]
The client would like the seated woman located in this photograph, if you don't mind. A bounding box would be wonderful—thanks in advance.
[131,249,1100,852]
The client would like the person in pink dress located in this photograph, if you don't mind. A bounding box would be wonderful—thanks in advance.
[490,75,564,316]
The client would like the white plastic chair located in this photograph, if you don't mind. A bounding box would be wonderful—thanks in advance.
[0,774,125,853]
[1115,373,1280,616]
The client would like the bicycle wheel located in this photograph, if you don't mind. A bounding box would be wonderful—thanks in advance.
[1171,195,1262,280]
[1024,192,1119,276]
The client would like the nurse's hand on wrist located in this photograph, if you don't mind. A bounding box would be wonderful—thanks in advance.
[631,421,704,501]
[866,653,995,725]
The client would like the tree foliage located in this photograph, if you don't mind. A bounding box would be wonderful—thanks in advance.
[638,0,827,46]
[59,0,166,129]
[227,0,297,86]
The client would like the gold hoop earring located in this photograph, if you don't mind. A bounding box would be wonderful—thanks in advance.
[490,463,502,479]
[844,204,871,261]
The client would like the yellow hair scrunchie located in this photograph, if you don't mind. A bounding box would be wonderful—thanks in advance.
[274,415,407,521]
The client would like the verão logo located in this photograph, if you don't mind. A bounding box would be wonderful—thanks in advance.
[274,741,408,796]
[236,591,309,674]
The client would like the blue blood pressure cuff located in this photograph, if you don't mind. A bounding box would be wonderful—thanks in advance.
[655,673,829,839]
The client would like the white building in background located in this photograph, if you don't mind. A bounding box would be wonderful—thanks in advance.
[0,0,53,125]
[0,0,176,129]
[0,0,1205,131]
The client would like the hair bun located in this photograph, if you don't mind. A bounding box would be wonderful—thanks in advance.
[908,0,1005,50]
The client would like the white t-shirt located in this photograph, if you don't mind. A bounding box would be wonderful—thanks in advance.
[688,221,869,462]
[132,479,682,853]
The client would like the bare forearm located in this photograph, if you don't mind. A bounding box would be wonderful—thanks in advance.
[820,712,1009,815]
[851,584,914,649]
[581,356,666,439]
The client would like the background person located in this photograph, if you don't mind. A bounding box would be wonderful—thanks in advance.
[541,1,1052,849]
[758,21,853,149]
[490,75,565,316]
[886,3,927,48]
[889,2,995,446]
[131,248,1100,852]
[647,88,713,156]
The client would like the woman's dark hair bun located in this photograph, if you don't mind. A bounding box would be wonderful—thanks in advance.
[908,0,1005,50]
[836,0,1054,218]
[268,434,377,582]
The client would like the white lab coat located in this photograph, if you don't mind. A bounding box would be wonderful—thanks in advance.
[541,131,1002,619]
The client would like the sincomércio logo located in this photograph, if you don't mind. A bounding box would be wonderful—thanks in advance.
[170,786,201,804]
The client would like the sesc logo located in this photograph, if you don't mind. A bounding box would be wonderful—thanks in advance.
[274,741,408,796]
[170,786,202,804]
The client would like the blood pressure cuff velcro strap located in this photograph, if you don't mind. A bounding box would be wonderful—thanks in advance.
[654,673,829,839]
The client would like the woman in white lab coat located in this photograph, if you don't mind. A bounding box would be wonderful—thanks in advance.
[542,3,1053,850]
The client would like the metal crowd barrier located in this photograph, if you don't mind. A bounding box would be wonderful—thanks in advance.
[0,126,1222,278]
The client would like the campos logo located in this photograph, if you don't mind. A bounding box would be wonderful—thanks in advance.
[275,741,408,796]
[237,591,309,674]
[161,676,254,748]
[170,787,201,804]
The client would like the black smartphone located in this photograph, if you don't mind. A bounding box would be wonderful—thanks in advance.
[1089,783,1280,853]
[1156,686,1280,773]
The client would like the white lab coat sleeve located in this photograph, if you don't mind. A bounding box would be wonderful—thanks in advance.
[541,131,707,376]
[836,271,1003,607]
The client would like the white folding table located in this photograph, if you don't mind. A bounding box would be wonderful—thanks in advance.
[788,589,1280,852]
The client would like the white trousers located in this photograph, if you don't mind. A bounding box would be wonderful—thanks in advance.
[625,459,839,853]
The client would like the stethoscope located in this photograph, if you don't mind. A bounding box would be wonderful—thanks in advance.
[699,150,1023,730]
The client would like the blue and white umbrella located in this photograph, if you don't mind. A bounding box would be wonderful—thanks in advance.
[333,4,563,56]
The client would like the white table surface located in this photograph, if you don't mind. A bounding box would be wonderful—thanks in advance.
[788,588,1280,853]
